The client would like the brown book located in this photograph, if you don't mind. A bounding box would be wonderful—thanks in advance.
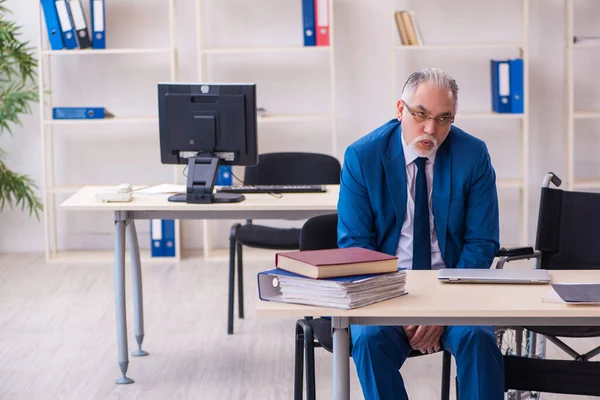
[275,247,398,279]
[394,11,409,45]
[401,11,418,46]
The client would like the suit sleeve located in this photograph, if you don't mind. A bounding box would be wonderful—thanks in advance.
[456,144,500,269]
[337,146,377,250]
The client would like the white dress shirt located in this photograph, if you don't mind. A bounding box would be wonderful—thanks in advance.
[395,136,446,270]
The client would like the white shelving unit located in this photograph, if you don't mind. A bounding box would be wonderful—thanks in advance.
[390,0,530,245]
[564,0,600,190]
[37,1,181,264]
[194,0,337,259]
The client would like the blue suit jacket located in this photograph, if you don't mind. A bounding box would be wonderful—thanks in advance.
[337,119,499,269]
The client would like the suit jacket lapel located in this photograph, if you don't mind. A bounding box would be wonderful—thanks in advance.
[433,132,452,258]
[383,124,407,234]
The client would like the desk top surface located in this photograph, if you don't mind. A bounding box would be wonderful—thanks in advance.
[256,270,600,319]
[60,185,340,211]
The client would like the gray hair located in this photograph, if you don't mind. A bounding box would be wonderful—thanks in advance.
[400,68,459,109]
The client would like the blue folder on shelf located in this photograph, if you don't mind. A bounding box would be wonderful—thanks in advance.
[509,59,524,114]
[54,0,78,49]
[52,107,112,119]
[41,0,65,50]
[491,60,511,113]
[215,166,232,186]
[301,0,316,46]
[150,219,176,257]
[90,0,106,49]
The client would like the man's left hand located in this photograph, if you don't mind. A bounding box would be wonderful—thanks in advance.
[409,325,445,354]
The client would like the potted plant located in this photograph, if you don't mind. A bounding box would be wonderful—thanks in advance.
[0,1,42,218]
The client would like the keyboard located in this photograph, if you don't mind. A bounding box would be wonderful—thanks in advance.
[217,184,327,194]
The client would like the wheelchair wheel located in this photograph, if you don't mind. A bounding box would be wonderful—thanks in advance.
[495,327,544,400]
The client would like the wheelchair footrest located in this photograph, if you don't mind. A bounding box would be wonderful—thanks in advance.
[504,355,600,396]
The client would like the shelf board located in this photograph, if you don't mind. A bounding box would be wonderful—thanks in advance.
[573,42,600,49]
[42,48,172,56]
[572,180,600,189]
[574,111,600,119]
[455,112,524,119]
[46,249,179,264]
[44,117,159,125]
[497,179,523,189]
[201,46,331,55]
[394,43,523,50]
[257,113,332,123]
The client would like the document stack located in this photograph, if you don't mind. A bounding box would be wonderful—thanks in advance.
[258,247,408,309]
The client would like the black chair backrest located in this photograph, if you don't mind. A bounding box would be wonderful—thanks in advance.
[300,213,338,251]
[535,187,600,270]
[244,152,341,186]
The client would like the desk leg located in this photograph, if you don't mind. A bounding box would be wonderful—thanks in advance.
[332,317,350,400]
[114,215,133,384]
[126,220,148,357]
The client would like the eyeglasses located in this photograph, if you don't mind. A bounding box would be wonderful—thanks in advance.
[402,100,454,127]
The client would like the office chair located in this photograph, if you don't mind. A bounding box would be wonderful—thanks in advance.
[496,172,600,397]
[227,152,341,334]
[293,213,454,400]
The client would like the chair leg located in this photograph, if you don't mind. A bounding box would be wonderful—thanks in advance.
[441,350,451,400]
[294,321,305,400]
[237,242,244,319]
[297,319,317,400]
[227,236,236,335]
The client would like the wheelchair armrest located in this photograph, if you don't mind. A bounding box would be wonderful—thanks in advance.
[496,246,534,258]
[495,247,541,269]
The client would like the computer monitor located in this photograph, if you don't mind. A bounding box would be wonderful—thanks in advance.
[158,82,258,203]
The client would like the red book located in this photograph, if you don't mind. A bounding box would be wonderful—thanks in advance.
[275,247,397,279]
[314,0,330,46]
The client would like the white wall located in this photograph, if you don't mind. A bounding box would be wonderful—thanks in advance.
[0,0,589,254]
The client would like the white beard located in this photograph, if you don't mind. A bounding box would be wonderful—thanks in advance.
[409,134,439,158]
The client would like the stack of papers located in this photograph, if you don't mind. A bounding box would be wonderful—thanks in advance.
[258,268,407,309]
[542,283,600,305]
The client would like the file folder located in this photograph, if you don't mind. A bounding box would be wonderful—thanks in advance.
[68,0,92,49]
[314,0,330,46]
[150,219,176,257]
[509,59,524,114]
[90,0,106,49]
[301,0,316,46]
[52,107,113,119]
[215,166,232,186]
[491,60,511,113]
[41,0,65,50]
[54,0,78,49]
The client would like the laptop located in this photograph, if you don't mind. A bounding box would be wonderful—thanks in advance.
[437,268,551,284]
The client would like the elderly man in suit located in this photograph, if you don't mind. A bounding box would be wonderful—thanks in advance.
[337,67,504,400]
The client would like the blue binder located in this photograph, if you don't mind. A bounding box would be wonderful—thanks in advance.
[41,0,65,50]
[90,0,106,49]
[490,60,511,113]
[52,107,109,119]
[509,59,524,114]
[215,166,232,186]
[301,0,316,46]
[54,0,78,49]
[150,220,176,257]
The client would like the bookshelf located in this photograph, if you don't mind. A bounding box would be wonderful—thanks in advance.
[390,0,530,245]
[193,0,337,259]
[564,0,600,190]
[36,0,181,264]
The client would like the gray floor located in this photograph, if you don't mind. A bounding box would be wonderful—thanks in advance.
[0,251,597,400]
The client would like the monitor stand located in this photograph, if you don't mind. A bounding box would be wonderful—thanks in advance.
[168,155,245,204]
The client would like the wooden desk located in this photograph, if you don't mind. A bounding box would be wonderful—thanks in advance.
[257,270,600,400]
[61,185,339,384]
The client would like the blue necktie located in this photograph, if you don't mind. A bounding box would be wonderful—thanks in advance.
[413,157,431,270]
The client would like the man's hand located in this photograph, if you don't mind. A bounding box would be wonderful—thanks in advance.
[408,325,445,354]
[403,325,418,341]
